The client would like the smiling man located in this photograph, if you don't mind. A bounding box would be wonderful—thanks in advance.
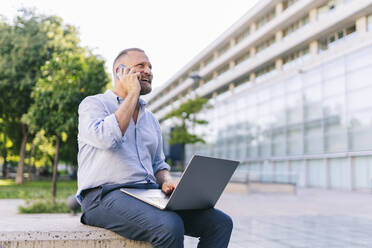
[76,48,233,248]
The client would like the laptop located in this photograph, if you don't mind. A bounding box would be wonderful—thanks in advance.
[120,155,239,210]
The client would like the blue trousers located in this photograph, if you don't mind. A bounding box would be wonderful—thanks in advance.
[81,187,233,248]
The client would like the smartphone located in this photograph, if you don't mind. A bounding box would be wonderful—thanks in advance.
[116,64,126,79]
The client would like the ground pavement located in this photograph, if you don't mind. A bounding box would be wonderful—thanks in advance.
[1,185,372,248]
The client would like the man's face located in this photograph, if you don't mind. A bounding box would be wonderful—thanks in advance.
[116,50,153,95]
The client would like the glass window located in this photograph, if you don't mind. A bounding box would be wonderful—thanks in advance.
[236,27,250,43]
[348,87,372,112]
[323,94,345,118]
[354,156,372,189]
[275,161,289,183]
[271,97,286,126]
[323,76,345,98]
[256,36,275,54]
[283,15,309,39]
[288,127,303,155]
[286,76,302,93]
[290,160,306,187]
[329,158,351,190]
[262,162,275,181]
[235,52,250,65]
[304,84,322,121]
[308,159,327,187]
[324,57,345,80]
[256,9,275,30]
[271,82,285,97]
[368,15,372,31]
[287,93,303,124]
[318,24,356,51]
[204,55,213,66]
[248,162,261,180]
[272,130,286,156]
[283,0,298,10]
[346,45,372,72]
[324,115,347,152]
[301,67,322,87]
[346,65,372,91]
[349,109,372,151]
[303,84,322,104]
[305,123,323,154]
[258,88,271,103]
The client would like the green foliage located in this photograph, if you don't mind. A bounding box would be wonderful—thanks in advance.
[0,8,96,178]
[23,50,108,137]
[18,198,74,214]
[164,96,210,145]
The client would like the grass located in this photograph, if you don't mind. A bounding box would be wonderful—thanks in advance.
[0,179,77,199]
[0,179,79,214]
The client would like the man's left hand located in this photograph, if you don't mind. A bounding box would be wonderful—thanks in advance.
[161,181,177,195]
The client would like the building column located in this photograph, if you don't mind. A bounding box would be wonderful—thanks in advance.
[249,72,256,83]
[275,58,283,71]
[230,38,236,48]
[250,22,257,33]
[229,60,236,69]
[276,2,283,16]
[229,82,235,94]
[213,71,218,79]
[276,30,283,43]
[213,51,219,59]
[326,158,331,189]
[309,8,317,23]
[199,61,205,70]
[199,79,205,88]
[250,47,256,57]
[350,156,356,190]
[310,40,319,55]
[356,16,367,34]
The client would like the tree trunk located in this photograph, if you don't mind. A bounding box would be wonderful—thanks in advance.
[52,136,60,204]
[15,124,28,185]
[2,149,8,179]
[27,143,35,182]
[2,133,8,178]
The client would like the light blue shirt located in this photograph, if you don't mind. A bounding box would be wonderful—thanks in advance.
[76,89,170,203]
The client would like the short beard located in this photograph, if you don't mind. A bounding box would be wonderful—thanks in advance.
[140,82,152,95]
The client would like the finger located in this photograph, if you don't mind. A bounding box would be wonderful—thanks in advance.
[128,67,137,75]
[134,72,141,79]
[123,66,131,75]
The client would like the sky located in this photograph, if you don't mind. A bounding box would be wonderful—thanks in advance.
[1,0,259,89]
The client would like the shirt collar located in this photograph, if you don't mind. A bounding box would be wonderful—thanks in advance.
[106,89,147,107]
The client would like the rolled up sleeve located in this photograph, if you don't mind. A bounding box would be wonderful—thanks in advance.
[78,97,123,150]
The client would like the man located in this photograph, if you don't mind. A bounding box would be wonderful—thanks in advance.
[76,48,233,248]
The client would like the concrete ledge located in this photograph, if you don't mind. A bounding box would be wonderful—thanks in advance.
[0,214,152,248]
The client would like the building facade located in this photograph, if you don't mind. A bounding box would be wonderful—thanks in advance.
[144,0,372,191]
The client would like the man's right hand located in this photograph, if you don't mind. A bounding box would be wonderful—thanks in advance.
[116,66,141,97]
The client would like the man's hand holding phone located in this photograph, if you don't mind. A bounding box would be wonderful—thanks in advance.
[116,64,141,97]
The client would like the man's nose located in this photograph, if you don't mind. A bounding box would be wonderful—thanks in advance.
[144,66,152,76]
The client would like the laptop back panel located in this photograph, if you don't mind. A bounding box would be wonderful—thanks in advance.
[166,155,239,210]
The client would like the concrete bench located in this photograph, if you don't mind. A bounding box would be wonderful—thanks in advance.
[0,213,152,248]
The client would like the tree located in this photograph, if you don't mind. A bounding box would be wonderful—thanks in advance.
[23,50,108,202]
[0,9,80,184]
[164,96,210,166]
